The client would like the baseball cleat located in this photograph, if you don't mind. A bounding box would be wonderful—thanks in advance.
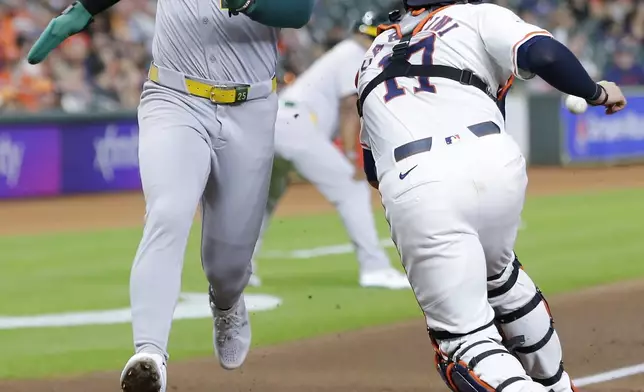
[120,353,167,392]
[359,268,411,290]
[248,273,262,287]
[210,290,251,370]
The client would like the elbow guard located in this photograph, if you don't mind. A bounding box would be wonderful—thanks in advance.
[517,36,558,72]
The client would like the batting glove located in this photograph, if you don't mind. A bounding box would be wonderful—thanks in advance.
[27,2,93,65]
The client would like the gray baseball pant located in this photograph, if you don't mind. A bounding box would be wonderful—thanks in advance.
[130,81,277,359]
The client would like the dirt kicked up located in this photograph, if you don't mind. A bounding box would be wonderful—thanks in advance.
[0,166,643,391]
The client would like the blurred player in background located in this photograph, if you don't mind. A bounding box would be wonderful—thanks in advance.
[357,0,626,391]
[249,10,410,290]
[27,0,313,391]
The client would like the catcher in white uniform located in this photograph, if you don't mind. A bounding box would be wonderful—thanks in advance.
[357,1,626,392]
[249,11,409,290]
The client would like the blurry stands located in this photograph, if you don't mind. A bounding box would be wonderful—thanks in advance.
[1,0,642,113]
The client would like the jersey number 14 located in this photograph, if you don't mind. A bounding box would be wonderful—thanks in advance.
[378,35,437,102]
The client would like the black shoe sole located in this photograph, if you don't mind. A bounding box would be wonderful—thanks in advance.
[121,358,163,392]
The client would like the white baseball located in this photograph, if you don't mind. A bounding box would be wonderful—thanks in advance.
[565,95,588,114]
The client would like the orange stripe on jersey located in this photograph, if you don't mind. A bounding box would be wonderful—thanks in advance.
[497,75,515,100]
[411,8,426,16]
[511,30,552,76]
[377,23,402,38]
[412,5,454,36]
[512,30,552,52]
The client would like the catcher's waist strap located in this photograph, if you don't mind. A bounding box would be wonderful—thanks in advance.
[148,63,277,105]
[357,33,496,117]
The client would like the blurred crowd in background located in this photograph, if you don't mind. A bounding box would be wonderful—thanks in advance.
[1,0,643,113]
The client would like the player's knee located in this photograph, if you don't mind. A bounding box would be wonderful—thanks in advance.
[431,324,545,392]
[205,261,251,288]
[486,255,555,350]
[202,239,252,294]
[145,198,197,234]
[330,179,370,206]
[487,255,537,313]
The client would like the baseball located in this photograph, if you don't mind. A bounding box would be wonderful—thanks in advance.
[565,94,588,114]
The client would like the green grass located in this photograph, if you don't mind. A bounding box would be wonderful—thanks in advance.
[0,187,642,379]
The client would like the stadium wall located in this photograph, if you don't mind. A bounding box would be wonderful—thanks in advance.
[0,89,642,199]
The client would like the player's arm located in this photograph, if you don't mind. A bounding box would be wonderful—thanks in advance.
[339,94,364,180]
[516,36,626,114]
[230,0,314,29]
[27,0,118,64]
[478,4,625,114]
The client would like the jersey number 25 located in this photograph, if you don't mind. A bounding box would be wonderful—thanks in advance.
[378,34,437,102]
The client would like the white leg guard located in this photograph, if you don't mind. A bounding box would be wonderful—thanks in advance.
[432,324,548,392]
[487,256,578,392]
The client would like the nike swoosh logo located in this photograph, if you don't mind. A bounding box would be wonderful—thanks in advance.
[399,165,418,180]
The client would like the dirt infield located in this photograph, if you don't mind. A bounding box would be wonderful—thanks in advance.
[1,165,643,391]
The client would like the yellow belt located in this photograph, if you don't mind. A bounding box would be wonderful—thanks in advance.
[148,64,277,105]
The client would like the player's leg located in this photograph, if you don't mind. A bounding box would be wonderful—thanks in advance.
[248,155,292,287]
[480,166,576,389]
[276,108,405,288]
[478,134,576,392]
[123,83,212,390]
[380,139,546,392]
[200,94,278,369]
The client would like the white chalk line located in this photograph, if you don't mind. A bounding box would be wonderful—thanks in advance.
[575,362,644,387]
[261,238,394,259]
[261,220,527,259]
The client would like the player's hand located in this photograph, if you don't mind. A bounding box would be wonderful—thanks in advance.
[589,81,627,115]
[27,2,93,65]
[224,0,256,15]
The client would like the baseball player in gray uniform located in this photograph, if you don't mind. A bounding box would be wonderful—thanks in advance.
[249,11,410,290]
[28,1,313,391]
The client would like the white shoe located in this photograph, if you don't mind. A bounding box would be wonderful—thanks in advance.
[248,273,262,287]
[210,291,251,370]
[359,268,411,290]
[120,353,167,392]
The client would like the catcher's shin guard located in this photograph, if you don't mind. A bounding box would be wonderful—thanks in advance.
[487,255,577,392]
[430,324,547,392]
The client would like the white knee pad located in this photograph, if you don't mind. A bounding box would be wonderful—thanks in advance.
[431,324,547,392]
[487,256,576,392]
